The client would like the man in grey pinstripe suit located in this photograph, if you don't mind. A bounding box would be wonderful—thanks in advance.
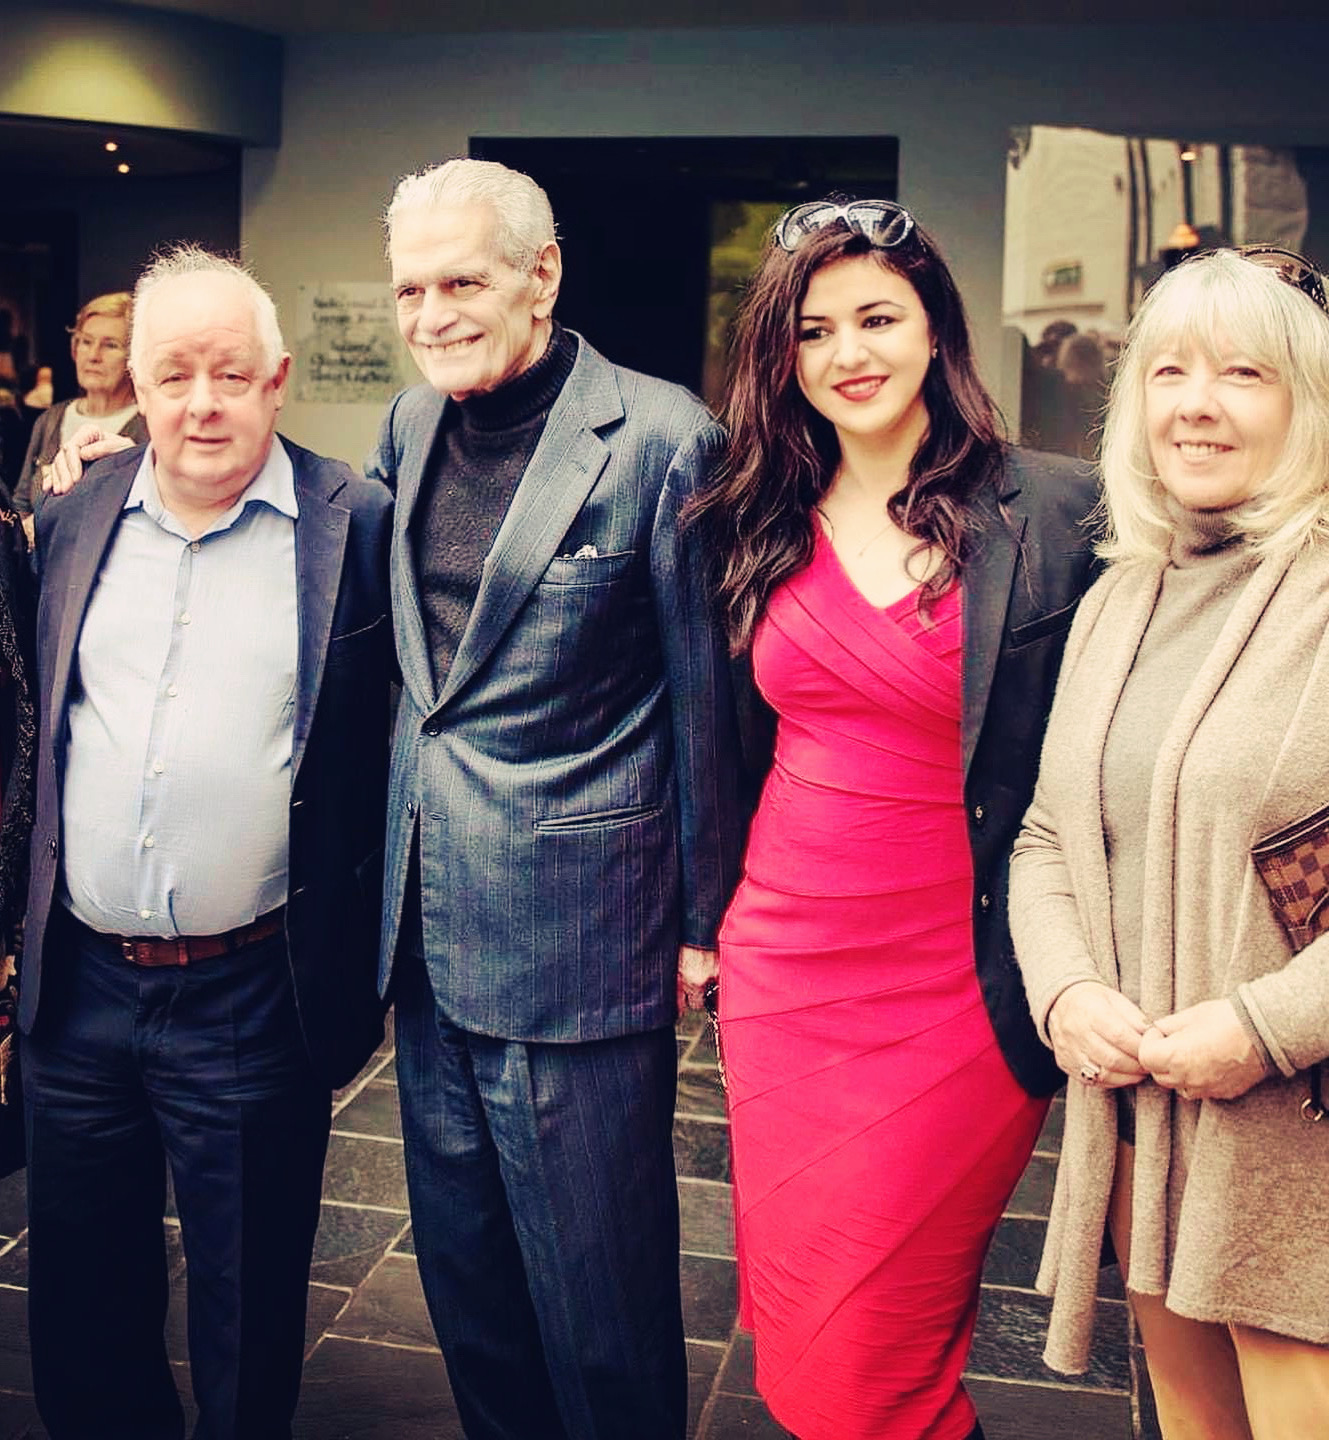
[368,158,744,1440]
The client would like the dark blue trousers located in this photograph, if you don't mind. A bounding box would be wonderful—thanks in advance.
[23,913,330,1440]
[393,945,687,1440]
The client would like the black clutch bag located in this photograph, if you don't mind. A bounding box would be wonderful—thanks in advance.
[1251,803,1329,1121]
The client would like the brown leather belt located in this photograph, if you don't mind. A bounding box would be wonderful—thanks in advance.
[117,907,286,968]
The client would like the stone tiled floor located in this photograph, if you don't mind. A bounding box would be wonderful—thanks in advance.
[0,1011,1159,1439]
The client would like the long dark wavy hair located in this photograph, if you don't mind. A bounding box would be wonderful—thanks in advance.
[689,211,1007,652]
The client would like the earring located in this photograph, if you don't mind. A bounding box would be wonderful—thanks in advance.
[931,346,938,358]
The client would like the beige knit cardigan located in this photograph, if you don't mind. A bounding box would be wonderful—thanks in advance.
[1009,539,1329,1374]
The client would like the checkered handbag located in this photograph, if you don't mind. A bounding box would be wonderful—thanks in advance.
[1252,802,1329,1121]
[1252,802,1329,950]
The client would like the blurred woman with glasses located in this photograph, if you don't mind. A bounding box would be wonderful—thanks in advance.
[689,200,1100,1439]
[13,292,147,521]
[1011,247,1329,1439]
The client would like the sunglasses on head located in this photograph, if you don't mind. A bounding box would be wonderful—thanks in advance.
[774,199,915,254]
[1231,244,1328,313]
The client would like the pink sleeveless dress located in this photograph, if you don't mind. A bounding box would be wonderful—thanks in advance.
[720,529,1047,1440]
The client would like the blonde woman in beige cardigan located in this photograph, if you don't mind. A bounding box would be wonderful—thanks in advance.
[1010,248,1329,1440]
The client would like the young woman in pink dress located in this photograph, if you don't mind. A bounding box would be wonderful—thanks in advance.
[690,201,1101,1439]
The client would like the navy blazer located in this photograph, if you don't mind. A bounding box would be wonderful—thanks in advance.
[368,335,745,1042]
[23,437,395,1089]
[738,448,1102,1096]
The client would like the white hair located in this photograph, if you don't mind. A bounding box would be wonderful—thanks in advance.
[129,244,285,380]
[384,158,556,273]
[1099,248,1329,563]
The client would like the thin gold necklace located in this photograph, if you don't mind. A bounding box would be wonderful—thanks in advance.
[816,504,895,559]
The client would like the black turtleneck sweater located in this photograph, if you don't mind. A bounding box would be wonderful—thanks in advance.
[411,323,578,694]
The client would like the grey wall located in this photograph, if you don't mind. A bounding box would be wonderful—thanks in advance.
[243,20,1329,468]
[1,3,281,144]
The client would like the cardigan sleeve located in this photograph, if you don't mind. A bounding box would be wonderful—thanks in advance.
[1010,791,1107,1044]
[1236,940,1329,1077]
[1009,572,1120,1044]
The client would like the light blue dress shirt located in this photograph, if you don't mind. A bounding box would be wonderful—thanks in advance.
[62,440,299,937]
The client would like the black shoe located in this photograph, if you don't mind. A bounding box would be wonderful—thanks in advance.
[966,1424,988,1440]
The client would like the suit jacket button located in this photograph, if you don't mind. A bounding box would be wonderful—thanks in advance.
[973,803,985,824]
[422,722,440,738]
[407,800,417,817]
[48,837,57,857]
[979,893,991,912]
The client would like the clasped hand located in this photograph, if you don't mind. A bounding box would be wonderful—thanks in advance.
[1048,981,1265,1101]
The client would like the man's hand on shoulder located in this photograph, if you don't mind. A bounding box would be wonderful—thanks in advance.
[44,424,136,497]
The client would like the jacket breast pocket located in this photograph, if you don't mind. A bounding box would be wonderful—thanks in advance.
[329,613,389,647]
[538,550,637,588]
[1007,599,1080,650]
[524,554,652,681]
[324,614,391,681]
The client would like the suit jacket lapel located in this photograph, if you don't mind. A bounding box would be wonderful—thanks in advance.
[436,341,619,710]
[392,390,446,715]
[48,454,138,750]
[290,441,349,782]
[962,478,1024,779]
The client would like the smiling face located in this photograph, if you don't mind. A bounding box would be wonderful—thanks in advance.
[389,200,561,401]
[133,271,290,521]
[794,254,934,453]
[1144,342,1293,512]
[72,312,132,404]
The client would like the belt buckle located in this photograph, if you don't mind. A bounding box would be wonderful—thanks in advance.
[120,938,139,965]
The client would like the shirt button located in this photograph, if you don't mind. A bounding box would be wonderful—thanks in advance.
[190,542,201,553]
[143,835,156,850]
[139,909,153,921]
[179,612,192,625]
[152,759,164,775]
[167,684,179,697]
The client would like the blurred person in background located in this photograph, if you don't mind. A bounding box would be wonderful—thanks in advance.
[14,292,146,524]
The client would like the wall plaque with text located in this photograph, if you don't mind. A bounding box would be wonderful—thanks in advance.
[294,283,412,403]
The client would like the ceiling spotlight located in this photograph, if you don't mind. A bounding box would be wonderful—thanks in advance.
[116,162,131,175]
[104,140,119,153]
[1180,145,1198,163]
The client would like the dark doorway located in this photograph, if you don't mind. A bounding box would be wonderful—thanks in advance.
[470,137,899,404]
[0,115,241,471]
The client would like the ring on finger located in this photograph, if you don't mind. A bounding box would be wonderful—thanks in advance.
[1078,1060,1103,1085]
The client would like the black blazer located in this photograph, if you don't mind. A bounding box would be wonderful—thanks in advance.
[22,437,395,1089]
[737,447,1101,1096]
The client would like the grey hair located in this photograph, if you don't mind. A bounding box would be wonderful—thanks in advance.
[129,244,286,380]
[384,158,556,273]
[1099,248,1329,563]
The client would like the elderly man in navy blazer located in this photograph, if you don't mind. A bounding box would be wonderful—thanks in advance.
[367,158,743,1439]
[22,247,393,1440]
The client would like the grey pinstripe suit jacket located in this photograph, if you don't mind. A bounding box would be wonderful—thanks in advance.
[369,335,744,1042]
